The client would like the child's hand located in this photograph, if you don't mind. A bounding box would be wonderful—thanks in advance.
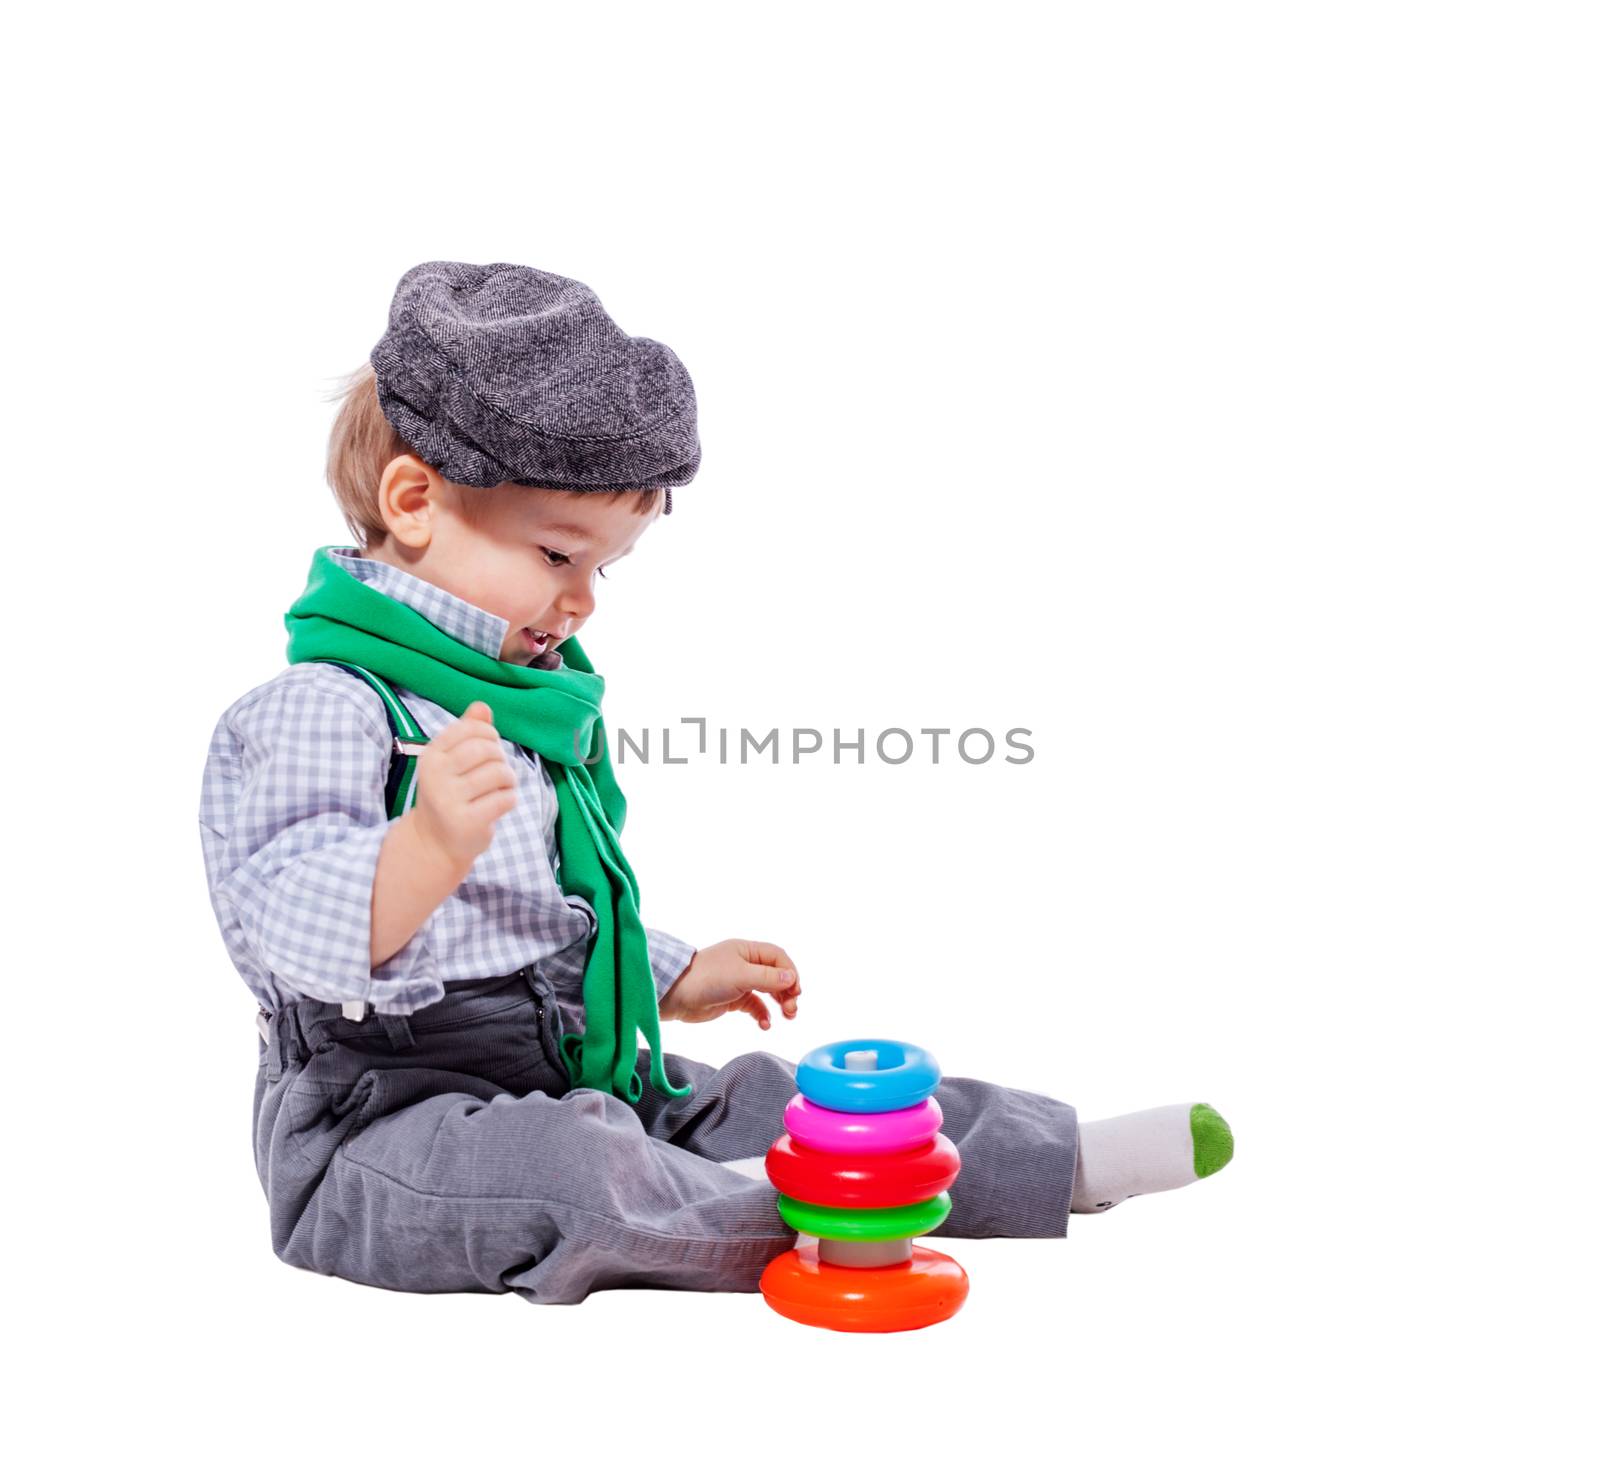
[659,939,802,1030]
[412,701,518,868]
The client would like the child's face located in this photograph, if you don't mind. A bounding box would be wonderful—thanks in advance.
[369,458,659,665]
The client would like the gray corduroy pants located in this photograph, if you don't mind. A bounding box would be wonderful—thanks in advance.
[252,964,1079,1304]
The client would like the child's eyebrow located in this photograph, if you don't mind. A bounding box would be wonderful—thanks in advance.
[539,520,638,562]
[538,522,600,543]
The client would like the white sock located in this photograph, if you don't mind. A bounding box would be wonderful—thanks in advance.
[722,1154,772,1182]
[1070,1102,1233,1215]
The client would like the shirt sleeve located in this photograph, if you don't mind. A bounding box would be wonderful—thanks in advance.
[535,920,694,1024]
[212,668,444,1014]
[645,926,696,1001]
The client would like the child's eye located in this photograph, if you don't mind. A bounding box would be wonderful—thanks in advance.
[596,565,610,581]
[540,548,571,568]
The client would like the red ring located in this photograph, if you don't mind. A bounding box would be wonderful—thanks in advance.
[764,1132,961,1208]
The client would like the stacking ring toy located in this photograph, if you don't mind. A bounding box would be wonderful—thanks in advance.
[762,1035,968,1333]
[783,1092,944,1156]
[766,1132,960,1208]
[796,1039,941,1114]
[761,1245,969,1333]
[777,1191,952,1243]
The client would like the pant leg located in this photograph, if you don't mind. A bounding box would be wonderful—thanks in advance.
[630,1045,1081,1239]
[254,978,798,1305]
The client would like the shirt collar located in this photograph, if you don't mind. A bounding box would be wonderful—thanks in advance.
[327,548,563,669]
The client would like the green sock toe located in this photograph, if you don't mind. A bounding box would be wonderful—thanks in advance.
[1190,1103,1234,1179]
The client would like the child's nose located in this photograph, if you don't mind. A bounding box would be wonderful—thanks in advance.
[560,580,596,621]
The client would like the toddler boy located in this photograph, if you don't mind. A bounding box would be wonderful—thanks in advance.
[199,261,1230,1304]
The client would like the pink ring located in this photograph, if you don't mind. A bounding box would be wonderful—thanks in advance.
[782,1092,943,1156]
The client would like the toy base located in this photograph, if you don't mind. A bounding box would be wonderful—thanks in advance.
[816,1236,915,1267]
[760,1243,969,1332]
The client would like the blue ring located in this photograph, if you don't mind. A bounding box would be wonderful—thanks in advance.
[794,1039,941,1113]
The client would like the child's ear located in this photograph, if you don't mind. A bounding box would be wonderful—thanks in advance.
[377,455,442,550]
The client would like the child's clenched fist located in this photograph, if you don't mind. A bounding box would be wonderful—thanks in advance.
[412,700,518,867]
[659,939,802,1030]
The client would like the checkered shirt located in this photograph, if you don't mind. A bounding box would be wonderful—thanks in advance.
[199,547,696,1017]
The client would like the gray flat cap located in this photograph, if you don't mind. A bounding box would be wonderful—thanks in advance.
[371,261,698,509]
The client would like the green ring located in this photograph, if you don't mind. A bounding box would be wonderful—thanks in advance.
[777,1191,952,1241]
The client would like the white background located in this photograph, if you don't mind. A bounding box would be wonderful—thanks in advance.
[6,2,1595,1478]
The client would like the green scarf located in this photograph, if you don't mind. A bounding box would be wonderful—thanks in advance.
[283,545,693,1106]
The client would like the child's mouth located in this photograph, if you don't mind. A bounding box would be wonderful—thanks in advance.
[523,628,553,653]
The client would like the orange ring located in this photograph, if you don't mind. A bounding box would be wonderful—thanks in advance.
[760,1244,969,1332]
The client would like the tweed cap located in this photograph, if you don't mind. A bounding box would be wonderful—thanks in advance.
[371,261,698,509]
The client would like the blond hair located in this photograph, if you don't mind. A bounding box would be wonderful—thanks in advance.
[323,364,664,549]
